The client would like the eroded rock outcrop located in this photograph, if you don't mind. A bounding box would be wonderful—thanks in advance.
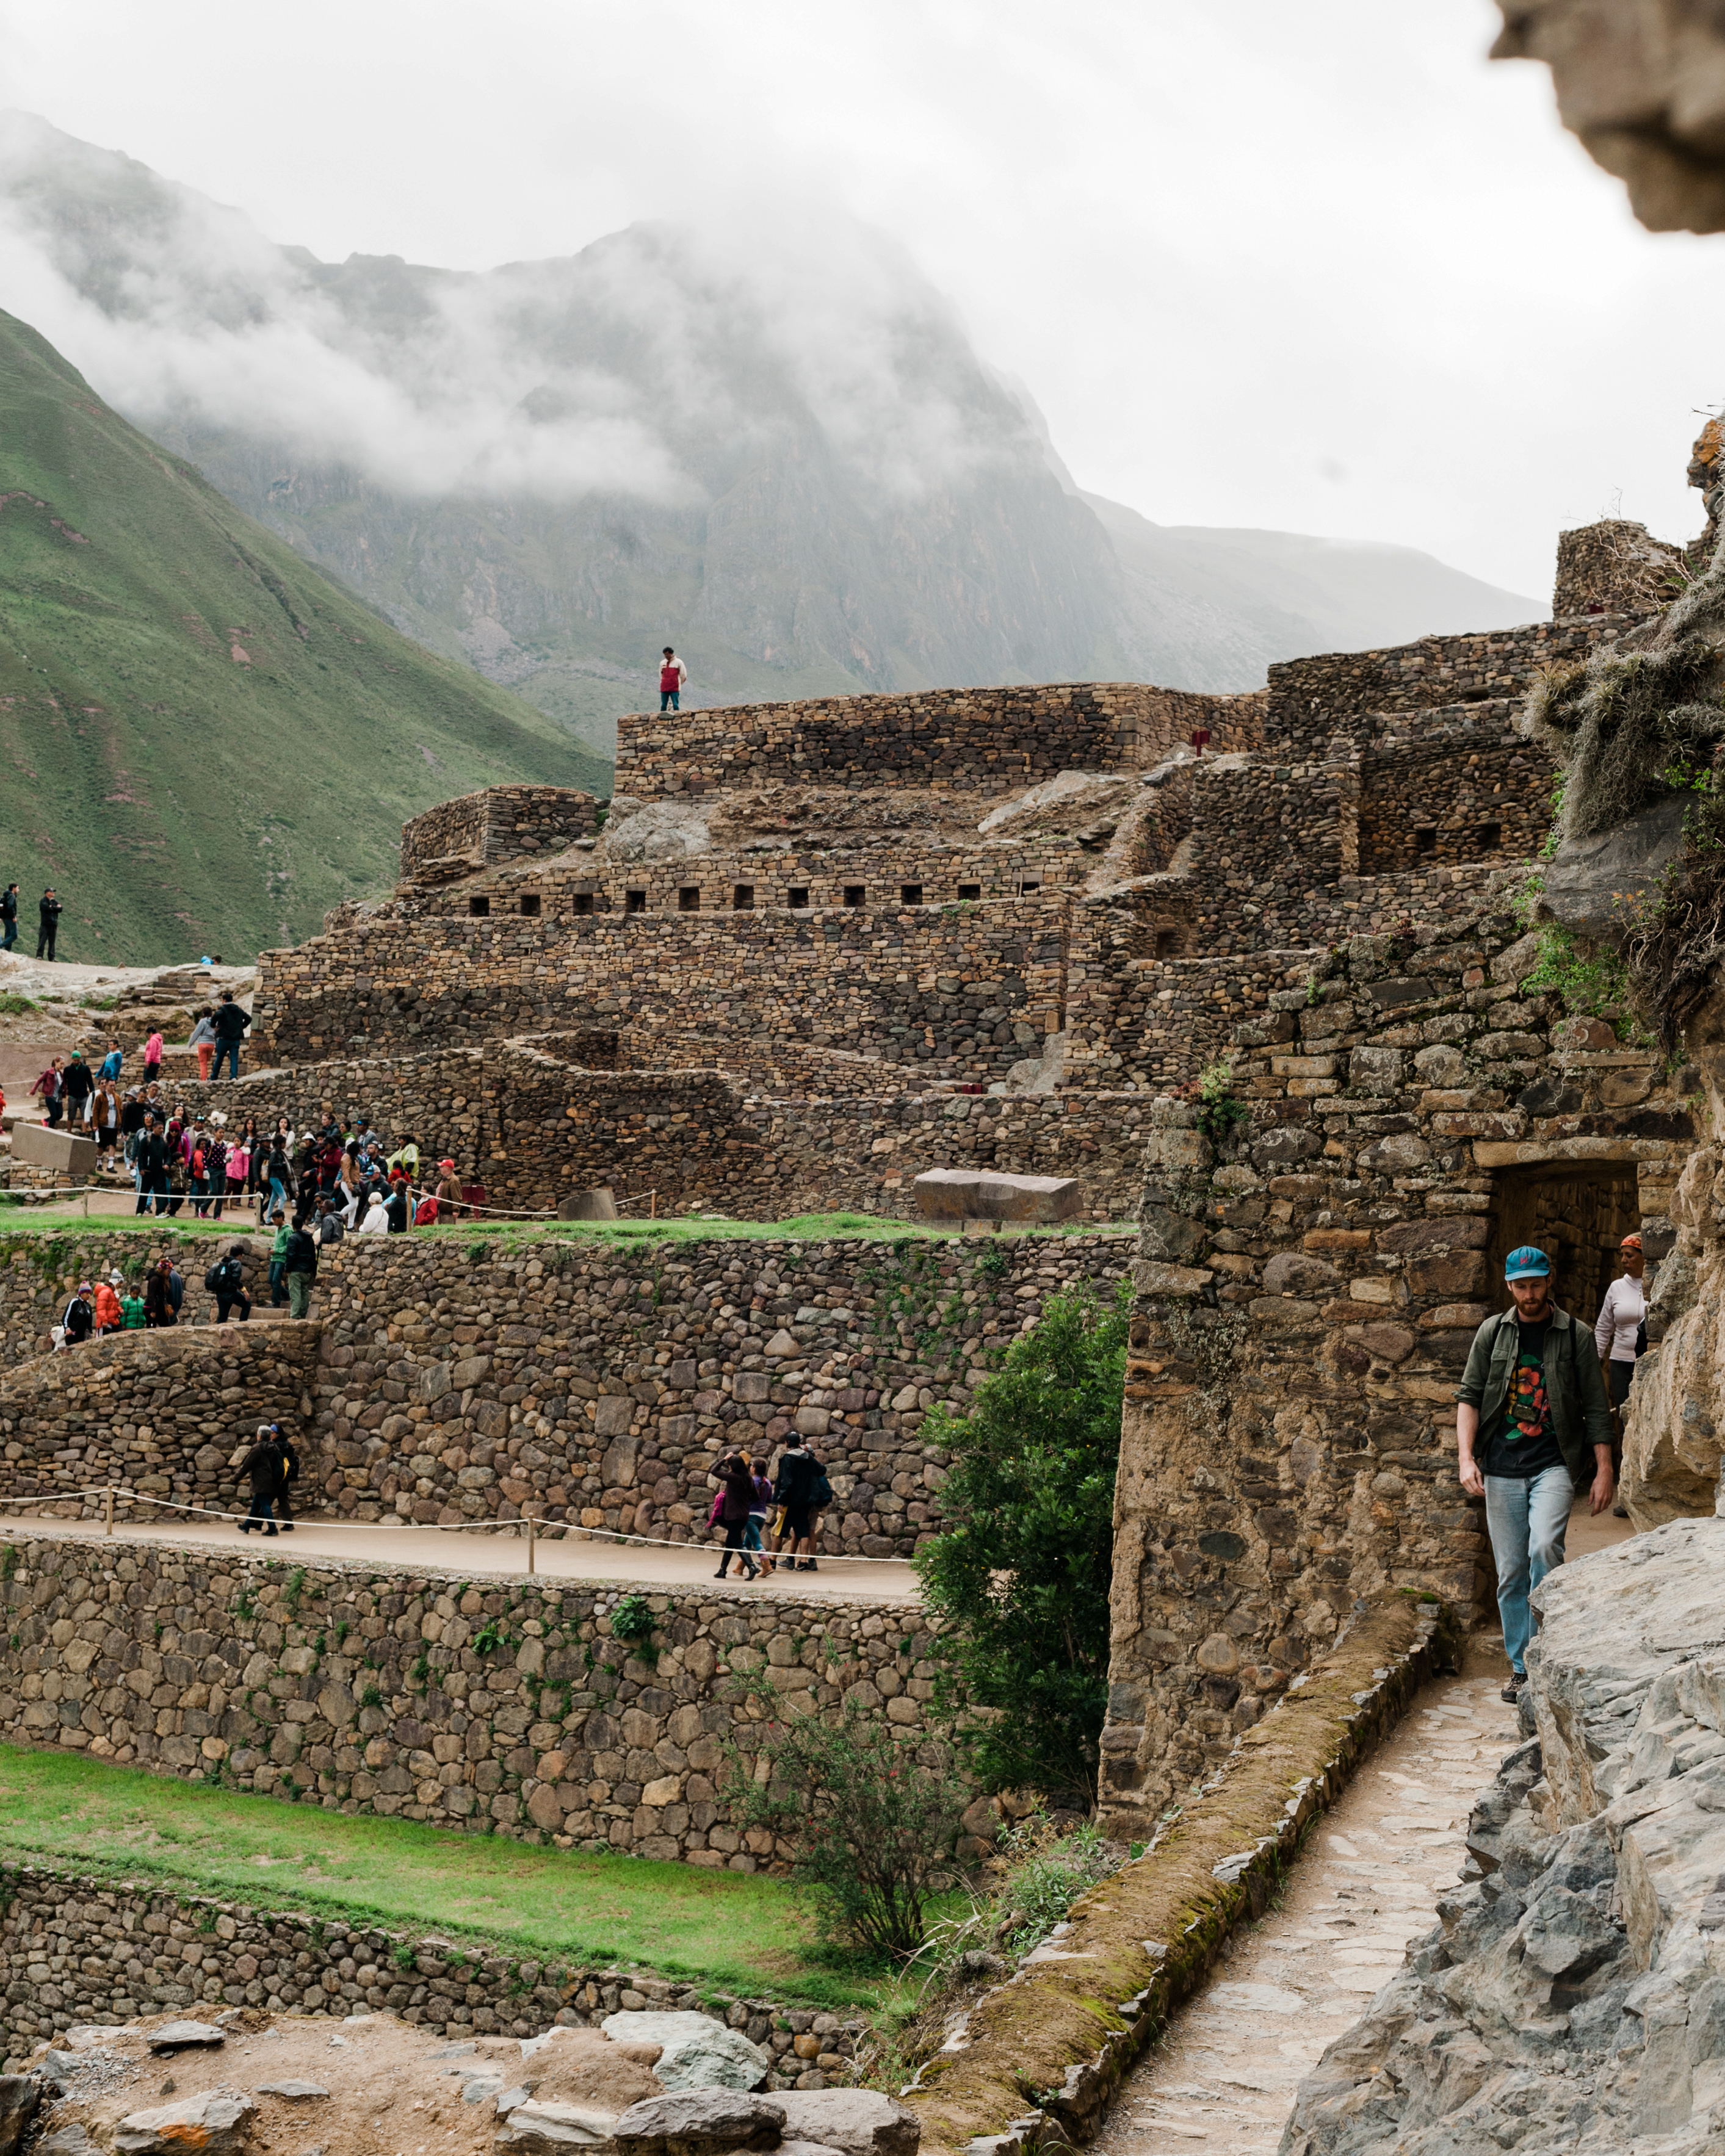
[1282,1519,1725,2154]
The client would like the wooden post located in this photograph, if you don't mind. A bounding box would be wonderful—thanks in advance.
[104,1485,114,1536]
[649,1189,657,1220]
[527,1510,537,1575]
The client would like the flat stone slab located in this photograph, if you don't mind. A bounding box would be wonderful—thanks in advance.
[498,2103,621,2154]
[11,1122,98,1178]
[254,2083,330,2100]
[558,1188,618,1221]
[913,1167,1083,1223]
[145,2022,226,2052]
[114,2092,255,2156]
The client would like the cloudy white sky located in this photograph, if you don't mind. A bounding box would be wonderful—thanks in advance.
[0,0,1715,599]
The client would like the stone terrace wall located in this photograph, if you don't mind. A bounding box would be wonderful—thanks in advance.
[0,1536,937,1871]
[0,1864,864,2074]
[1358,732,1553,873]
[1264,616,1622,756]
[446,838,1090,921]
[400,787,599,882]
[0,1231,1131,1552]
[253,899,1072,1081]
[305,1231,1130,1548]
[1094,915,1699,1839]
[0,1322,322,1521]
[615,683,1264,798]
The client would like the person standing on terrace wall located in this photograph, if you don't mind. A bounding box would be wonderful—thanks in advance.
[1455,1244,1615,1706]
[659,647,687,711]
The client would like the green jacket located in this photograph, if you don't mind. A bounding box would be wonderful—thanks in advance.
[1455,1300,1613,1487]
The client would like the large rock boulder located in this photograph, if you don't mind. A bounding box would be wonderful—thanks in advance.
[773,2091,919,2156]
[0,2078,38,2156]
[610,2091,785,2156]
[599,2014,769,2096]
[1540,792,1689,939]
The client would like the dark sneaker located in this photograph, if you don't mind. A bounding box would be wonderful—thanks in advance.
[1501,1676,1524,1704]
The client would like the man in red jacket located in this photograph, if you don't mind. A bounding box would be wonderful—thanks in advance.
[658,647,687,712]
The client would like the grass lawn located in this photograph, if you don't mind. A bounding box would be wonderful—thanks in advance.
[0,1208,1132,1247]
[0,1743,878,2008]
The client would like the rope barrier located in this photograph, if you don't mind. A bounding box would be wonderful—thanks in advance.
[0,1485,915,1570]
[4,1175,668,1227]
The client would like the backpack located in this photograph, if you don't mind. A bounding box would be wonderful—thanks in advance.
[206,1258,240,1294]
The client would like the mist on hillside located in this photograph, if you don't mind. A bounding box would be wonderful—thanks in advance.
[0,110,1544,735]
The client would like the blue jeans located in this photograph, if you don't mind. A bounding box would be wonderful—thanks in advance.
[744,1513,766,1552]
[1485,1463,1574,1674]
[660,690,679,710]
[215,1040,240,1078]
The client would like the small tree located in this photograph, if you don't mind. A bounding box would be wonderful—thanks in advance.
[725,1685,967,1963]
[914,1280,1127,1808]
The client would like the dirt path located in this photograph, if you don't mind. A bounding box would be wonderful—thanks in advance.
[1093,1499,1632,2156]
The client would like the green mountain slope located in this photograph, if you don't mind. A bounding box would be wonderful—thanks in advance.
[0,308,603,965]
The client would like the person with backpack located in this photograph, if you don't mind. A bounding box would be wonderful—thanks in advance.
[206,1242,251,1324]
[211,989,250,1080]
[236,1425,283,1535]
[62,1282,95,1346]
[316,1196,345,1247]
[771,1438,831,1572]
[142,1258,178,1329]
[133,1114,169,1216]
[283,1213,319,1319]
[712,1452,761,1580]
[1456,1244,1615,1705]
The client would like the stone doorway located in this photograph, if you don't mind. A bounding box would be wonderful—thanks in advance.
[1485,1160,1640,1339]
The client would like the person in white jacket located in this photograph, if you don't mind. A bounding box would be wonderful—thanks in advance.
[1594,1232,1647,1516]
[358,1191,390,1234]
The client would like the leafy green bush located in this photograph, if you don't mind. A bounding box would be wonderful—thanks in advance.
[610,1593,660,1667]
[907,1814,1124,1994]
[1190,1057,1249,1147]
[914,1282,1127,1806]
[725,1682,967,1963]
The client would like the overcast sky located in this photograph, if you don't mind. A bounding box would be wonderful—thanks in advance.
[0,0,1716,599]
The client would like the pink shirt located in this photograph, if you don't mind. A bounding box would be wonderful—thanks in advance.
[144,1033,164,1062]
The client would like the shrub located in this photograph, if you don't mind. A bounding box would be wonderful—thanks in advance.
[907,1814,1125,1994]
[914,1282,1127,1807]
[725,1681,968,1963]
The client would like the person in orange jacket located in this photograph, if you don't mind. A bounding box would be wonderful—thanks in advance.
[93,1271,123,1334]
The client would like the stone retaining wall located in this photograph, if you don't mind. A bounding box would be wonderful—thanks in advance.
[0,1322,320,1521]
[0,1537,938,1869]
[1095,911,1699,1839]
[1263,616,1622,753]
[400,787,599,882]
[0,1862,862,2071]
[0,1231,1132,1554]
[615,683,1264,799]
[253,900,1072,1080]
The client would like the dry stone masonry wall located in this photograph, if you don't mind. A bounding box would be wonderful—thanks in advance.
[0,1535,940,1870]
[1096,914,1698,1838]
[0,1231,1132,1555]
[399,787,600,882]
[0,1864,862,2075]
[614,683,1263,798]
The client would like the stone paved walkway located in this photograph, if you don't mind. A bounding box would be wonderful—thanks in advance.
[1094,1493,1633,2156]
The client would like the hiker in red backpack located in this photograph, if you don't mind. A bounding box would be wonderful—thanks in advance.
[658,647,687,712]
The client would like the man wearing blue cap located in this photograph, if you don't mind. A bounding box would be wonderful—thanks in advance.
[1455,1244,1615,1703]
